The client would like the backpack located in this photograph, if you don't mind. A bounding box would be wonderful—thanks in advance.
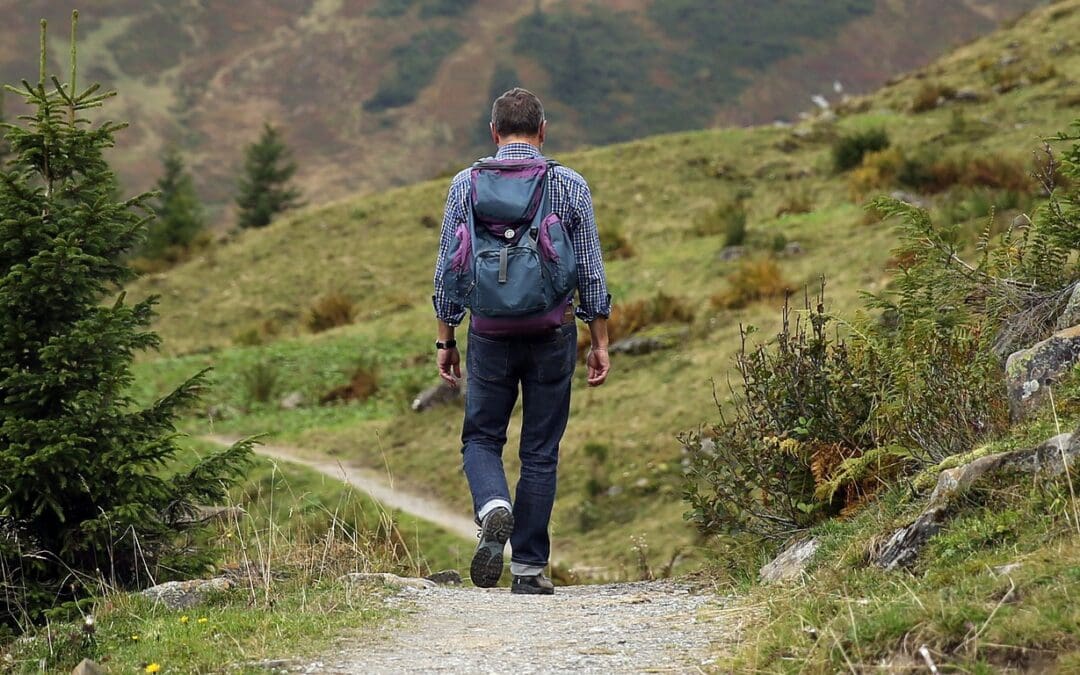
[442,157,577,336]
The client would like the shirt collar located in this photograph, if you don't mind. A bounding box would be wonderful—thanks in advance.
[495,142,543,160]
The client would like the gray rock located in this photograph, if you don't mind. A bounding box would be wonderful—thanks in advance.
[411,379,463,412]
[759,537,818,583]
[339,572,436,590]
[141,577,232,610]
[872,429,1080,570]
[717,246,746,262]
[608,336,671,357]
[781,241,804,256]
[280,391,305,410]
[424,569,463,586]
[1005,325,1080,420]
[953,88,983,103]
[71,659,105,675]
[1055,283,1080,331]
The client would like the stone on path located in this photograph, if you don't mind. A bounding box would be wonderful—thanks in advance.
[424,569,463,586]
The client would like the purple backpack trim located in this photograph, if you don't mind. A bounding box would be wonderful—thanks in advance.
[471,298,570,337]
[470,159,550,239]
[538,213,561,262]
[450,223,471,272]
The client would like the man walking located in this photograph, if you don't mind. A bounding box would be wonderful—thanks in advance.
[432,88,611,595]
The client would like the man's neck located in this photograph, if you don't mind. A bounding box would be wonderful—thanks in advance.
[498,136,541,149]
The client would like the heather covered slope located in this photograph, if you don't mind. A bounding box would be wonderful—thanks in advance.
[0,0,1043,213]
[128,0,1080,574]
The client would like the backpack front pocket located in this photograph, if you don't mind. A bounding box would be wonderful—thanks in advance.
[471,246,548,317]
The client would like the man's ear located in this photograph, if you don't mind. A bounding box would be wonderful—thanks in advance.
[490,122,499,147]
[538,120,547,146]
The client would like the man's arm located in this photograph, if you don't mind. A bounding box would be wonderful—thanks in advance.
[586,317,609,387]
[436,319,461,388]
[433,176,468,386]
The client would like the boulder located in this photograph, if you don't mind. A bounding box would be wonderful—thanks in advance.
[339,572,436,590]
[781,241,804,257]
[141,577,232,610]
[608,336,672,357]
[1054,283,1080,331]
[1005,324,1080,420]
[411,379,464,412]
[759,537,819,583]
[279,391,304,410]
[871,431,1079,570]
[889,190,929,209]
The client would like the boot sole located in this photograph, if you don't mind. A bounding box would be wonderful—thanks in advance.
[470,509,513,588]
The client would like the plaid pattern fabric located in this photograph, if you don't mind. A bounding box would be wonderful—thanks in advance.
[432,142,612,326]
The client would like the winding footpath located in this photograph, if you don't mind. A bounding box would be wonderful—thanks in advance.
[205,435,737,673]
[303,581,729,673]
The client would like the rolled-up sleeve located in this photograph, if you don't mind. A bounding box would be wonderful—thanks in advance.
[432,175,469,326]
[570,182,612,322]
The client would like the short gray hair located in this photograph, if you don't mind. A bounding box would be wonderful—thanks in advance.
[491,88,545,137]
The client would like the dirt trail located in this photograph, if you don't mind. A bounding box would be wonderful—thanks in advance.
[297,581,733,674]
[203,434,477,541]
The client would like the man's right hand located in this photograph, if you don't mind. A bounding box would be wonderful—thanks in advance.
[438,347,462,388]
[586,347,609,387]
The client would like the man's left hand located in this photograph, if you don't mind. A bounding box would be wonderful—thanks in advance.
[438,347,462,388]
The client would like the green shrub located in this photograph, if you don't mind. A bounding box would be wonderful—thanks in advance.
[683,292,881,539]
[694,200,748,243]
[832,128,890,172]
[712,258,792,309]
[241,360,280,406]
[306,292,357,333]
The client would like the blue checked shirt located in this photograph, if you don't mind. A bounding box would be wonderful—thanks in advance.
[432,142,612,326]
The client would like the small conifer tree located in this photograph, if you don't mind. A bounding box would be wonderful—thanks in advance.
[235,122,301,229]
[0,14,252,627]
[143,147,204,260]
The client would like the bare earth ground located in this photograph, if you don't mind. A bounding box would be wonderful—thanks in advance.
[297,581,733,674]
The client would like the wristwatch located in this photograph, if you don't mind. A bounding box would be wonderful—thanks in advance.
[435,339,457,350]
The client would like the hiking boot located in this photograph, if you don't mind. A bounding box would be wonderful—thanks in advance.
[511,573,554,595]
[470,507,513,588]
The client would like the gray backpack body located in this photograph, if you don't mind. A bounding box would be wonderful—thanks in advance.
[442,157,577,335]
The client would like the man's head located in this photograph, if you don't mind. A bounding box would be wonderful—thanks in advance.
[490,87,546,148]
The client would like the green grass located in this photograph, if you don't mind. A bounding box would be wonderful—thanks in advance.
[124,0,1080,577]
[0,439,470,672]
[710,415,1080,672]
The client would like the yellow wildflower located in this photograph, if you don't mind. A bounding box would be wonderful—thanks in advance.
[179,616,189,624]
[145,663,162,673]
[131,634,140,641]
[197,617,208,624]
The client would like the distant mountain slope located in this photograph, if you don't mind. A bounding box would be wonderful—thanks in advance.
[0,0,1045,217]
[127,0,1080,572]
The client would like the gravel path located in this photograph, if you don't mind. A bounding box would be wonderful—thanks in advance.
[204,434,478,541]
[297,580,730,674]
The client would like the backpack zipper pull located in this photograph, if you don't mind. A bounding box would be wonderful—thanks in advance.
[498,246,509,284]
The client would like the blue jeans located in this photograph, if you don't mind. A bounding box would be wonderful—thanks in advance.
[461,322,577,569]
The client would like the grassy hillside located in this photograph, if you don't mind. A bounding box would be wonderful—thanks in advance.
[0,0,1042,214]
[127,0,1080,576]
